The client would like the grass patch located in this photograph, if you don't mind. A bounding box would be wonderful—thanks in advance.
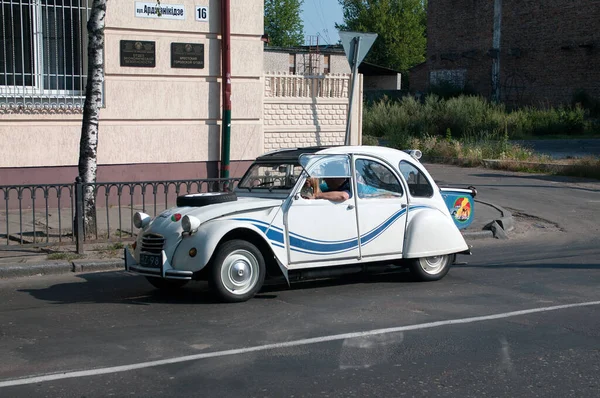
[47,252,85,261]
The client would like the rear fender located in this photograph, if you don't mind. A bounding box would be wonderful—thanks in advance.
[404,207,469,258]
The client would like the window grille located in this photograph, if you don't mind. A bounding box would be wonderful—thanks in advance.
[0,0,92,111]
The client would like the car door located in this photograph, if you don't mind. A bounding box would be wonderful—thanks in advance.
[285,155,359,266]
[354,157,408,259]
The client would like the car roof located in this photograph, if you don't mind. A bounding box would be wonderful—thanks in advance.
[315,145,416,162]
[255,146,331,162]
[256,145,417,164]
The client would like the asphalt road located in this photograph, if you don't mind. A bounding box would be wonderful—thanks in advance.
[510,138,600,159]
[0,164,599,398]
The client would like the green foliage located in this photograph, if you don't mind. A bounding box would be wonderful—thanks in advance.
[265,0,305,47]
[363,94,591,140]
[337,0,427,72]
[361,135,380,146]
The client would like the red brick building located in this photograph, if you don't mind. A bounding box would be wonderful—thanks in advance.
[410,0,600,106]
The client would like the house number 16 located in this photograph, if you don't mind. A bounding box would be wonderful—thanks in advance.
[195,6,208,21]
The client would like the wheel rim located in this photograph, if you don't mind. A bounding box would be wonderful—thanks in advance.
[220,249,260,295]
[418,255,449,275]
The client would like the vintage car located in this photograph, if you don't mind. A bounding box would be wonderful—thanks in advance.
[125,146,476,302]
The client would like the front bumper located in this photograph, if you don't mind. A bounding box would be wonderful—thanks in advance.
[124,248,193,280]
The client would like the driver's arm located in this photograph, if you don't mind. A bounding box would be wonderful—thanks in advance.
[314,190,350,202]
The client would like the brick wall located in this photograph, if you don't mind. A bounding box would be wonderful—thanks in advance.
[415,0,600,106]
[263,73,362,150]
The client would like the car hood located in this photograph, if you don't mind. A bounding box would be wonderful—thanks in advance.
[144,196,284,238]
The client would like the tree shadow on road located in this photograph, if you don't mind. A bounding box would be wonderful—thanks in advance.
[468,173,600,192]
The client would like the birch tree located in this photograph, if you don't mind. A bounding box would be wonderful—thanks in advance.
[78,0,106,235]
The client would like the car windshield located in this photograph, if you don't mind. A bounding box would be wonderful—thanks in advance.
[238,162,304,191]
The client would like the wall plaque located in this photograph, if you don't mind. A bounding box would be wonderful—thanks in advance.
[120,40,156,68]
[171,42,205,69]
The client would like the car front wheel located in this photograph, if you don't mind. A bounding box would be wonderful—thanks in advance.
[409,255,451,281]
[209,240,266,303]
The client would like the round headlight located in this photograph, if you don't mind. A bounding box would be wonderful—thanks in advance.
[182,215,201,233]
[133,212,151,229]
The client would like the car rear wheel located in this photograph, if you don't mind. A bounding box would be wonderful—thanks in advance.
[409,255,451,281]
[145,276,189,290]
[209,240,266,303]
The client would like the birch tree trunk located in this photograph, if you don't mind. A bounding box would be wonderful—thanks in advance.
[78,0,106,236]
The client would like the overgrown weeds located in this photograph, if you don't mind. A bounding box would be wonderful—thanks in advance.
[364,94,597,140]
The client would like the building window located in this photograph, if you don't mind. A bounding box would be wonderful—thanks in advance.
[288,53,296,74]
[1,0,92,107]
[323,54,330,74]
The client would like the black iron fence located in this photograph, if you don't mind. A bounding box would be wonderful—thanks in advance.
[1,177,239,253]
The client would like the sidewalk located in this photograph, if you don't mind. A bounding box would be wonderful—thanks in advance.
[0,199,513,279]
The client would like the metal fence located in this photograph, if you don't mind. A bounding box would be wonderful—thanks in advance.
[1,0,92,110]
[1,177,239,253]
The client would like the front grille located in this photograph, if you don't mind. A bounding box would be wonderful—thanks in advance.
[141,233,165,254]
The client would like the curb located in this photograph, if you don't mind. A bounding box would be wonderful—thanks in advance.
[460,199,514,240]
[0,259,123,279]
[476,199,515,232]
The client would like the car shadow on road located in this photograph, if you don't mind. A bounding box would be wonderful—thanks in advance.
[17,269,417,305]
[256,269,416,298]
[454,262,600,270]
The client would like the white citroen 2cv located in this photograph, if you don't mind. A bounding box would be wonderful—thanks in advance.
[125,146,475,302]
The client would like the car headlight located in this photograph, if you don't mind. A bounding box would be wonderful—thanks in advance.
[133,212,151,229]
[182,215,201,233]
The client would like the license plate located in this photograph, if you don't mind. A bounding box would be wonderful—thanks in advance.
[140,253,162,268]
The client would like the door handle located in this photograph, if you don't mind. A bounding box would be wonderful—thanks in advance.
[401,204,407,209]
[347,204,355,210]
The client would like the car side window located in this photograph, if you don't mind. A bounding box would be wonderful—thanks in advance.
[355,159,403,199]
[399,161,434,197]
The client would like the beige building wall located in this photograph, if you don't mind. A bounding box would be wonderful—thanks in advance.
[0,0,264,175]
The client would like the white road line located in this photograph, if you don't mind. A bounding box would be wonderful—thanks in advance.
[1,300,599,388]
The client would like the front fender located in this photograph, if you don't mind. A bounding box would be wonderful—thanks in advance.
[171,220,281,273]
[403,207,469,258]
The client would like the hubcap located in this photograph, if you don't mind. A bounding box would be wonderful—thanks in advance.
[419,255,449,275]
[220,249,259,295]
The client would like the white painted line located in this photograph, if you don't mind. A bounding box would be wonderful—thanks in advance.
[1,300,599,388]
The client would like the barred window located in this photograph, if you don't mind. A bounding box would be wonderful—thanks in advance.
[1,0,92,108]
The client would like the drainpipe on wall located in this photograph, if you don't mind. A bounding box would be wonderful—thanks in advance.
[220,0,232,178]
[491,0,502,103]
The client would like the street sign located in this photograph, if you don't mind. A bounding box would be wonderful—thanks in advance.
[339,31,378,68]
[338,31,377,145]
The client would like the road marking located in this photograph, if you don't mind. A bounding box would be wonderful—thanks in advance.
[1,300,599,388]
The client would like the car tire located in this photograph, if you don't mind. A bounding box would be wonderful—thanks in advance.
[145,276,189,290]
[408,255,451,281]
[176,192,237,207]
[209,240,266,303]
